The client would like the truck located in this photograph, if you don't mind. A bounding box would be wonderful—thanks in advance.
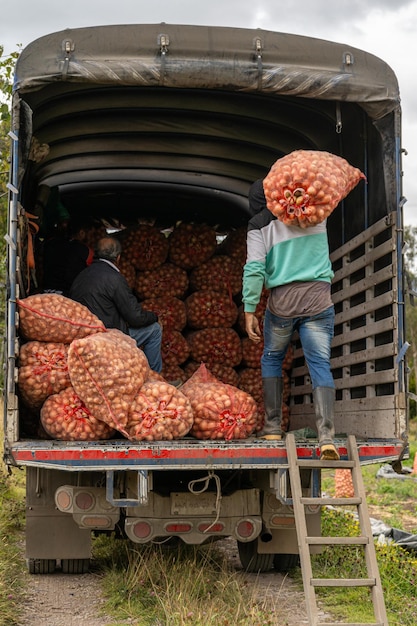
[4,23,409,575]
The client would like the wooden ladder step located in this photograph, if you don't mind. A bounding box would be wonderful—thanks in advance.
[312,577,376,587]
[306,536,368,546]
[301,496,362,506]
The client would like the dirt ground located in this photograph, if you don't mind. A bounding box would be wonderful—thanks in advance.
[16,538,323,626]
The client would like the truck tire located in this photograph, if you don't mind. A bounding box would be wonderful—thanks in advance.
[237,540,274,573]
[27,558,56,574]
[61,558,91,574]
[273,553,300,572]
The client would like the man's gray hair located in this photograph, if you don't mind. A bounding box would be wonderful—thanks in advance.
[95,237,122,261]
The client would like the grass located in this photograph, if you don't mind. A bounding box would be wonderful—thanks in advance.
[0,461,26,626]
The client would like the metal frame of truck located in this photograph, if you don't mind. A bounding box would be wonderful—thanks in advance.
[3,24,408,573]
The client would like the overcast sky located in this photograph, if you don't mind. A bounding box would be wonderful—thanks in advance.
[1,0,416,227]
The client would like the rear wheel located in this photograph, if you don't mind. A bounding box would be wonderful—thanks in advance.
[27,558,56,574]
[273,553,300,572]
[237,540,274,573]
[61,558,90,574]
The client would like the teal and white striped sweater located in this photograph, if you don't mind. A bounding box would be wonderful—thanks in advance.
[242,209,334,313]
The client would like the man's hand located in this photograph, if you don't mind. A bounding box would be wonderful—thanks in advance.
[245,312,262,343]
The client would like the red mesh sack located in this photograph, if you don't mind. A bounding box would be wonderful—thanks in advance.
[189,255,242,296]
[118,256,136,289]
[161,329,190,366]
[126,381,193,441]
[184,361,239,387]
[182,364,257,440]
[187,328,242,367]
[18,341,71,408]
[41,386,115,441]
[18,294,106,343]
[238,367,264,431]
[141,296,187,332]
[263,150,366,227]
[218,226,247,267]
[68,329,149,435]
[122,224,169,270]
[241,337,263,368]
[168,222,217,269]
[160,363,187,385]
[185,290,238,329]
[135,263,189,300]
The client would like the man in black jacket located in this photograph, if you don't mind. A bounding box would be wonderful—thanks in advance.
[70,236,162,372]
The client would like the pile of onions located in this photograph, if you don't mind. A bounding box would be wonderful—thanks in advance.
[161,329,190,366]
[160,363,187,385]
[41,386,115,441]
[185,290,238,329]
[189,255,242,296]
[135,263,189,300]
[263,150,366,228]
[241,337,263,368]
[18,341,71,408]
[68,329,149,435]
[18,293,106,343]
[168,222,217,269]
[141,296,187,332]
[126,381,193,441]
[187,328,242,367]
[122,224,169,270]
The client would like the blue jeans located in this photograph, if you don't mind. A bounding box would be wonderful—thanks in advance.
[261,306,335,390]
[129,323,163,373]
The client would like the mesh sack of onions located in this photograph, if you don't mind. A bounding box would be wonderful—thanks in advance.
[241,337,263,368]
[218,226,248,267]
[122,224,169,270]
[184,361,239,387]
[141,296,187,332]
[68,329,149,436]
[168,222,217,270]
[263,150,366,228]
[189,255,242,296]
[160,363,187,385]
[237,367,264,431]
[118,256,136,289]
[18,293,106,344]
[125,381,194,441]
[185,290,238,329]
[18,341,71,408]
[134,263,189,300]
[41,386,115,441]
[161,329,190,366]
[181,364,257,440]
[187,327,242,367]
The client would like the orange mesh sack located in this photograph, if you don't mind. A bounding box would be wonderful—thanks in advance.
[126,381,194,441]
[161,329,190,366]
[18,293,106,343]
[184,361,239,387]
[141,296,187,332]
[135,263,189,300]
[41,386,115,441]
[18,341,71,408]
[189,255,242,296]
[68,329,149,436]
[182,364,257,440]
[168,222,217,270]
[263,150,366,227]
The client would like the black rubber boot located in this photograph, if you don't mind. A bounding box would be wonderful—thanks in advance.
[313,387,340,460]
[258,377,284,440]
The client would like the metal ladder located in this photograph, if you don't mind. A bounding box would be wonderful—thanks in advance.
[285,433,388,626]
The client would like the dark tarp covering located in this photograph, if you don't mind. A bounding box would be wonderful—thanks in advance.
[14,23,400,121]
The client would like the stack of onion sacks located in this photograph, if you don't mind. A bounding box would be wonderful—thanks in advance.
[263,150,366,227]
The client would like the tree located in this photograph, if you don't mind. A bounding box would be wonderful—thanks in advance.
[1,45,20,388]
